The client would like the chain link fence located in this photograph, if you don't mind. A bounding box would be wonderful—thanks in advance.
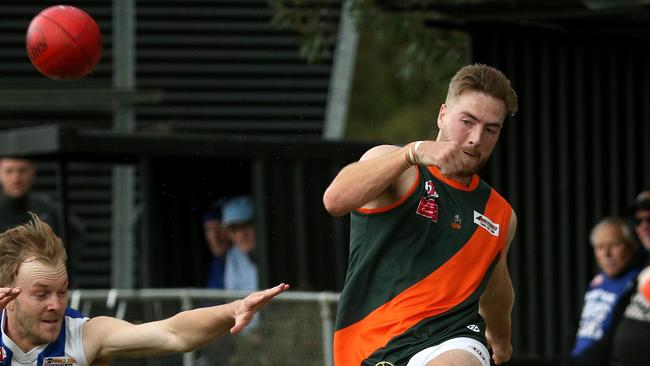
[69,289,339,366]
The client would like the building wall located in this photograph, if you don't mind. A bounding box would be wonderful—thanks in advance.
[473,27,650,357]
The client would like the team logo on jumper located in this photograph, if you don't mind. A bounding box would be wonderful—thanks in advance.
[417,180,441,222]
[467,324,480,332]
[375,362,395,366]
[451,213,462,229]
[473,211,499,236]
[590,273,604,287]
[0,347,5,361]
[44,356,77,366]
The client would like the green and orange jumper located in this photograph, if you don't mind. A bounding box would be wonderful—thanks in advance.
[334,165,512,366]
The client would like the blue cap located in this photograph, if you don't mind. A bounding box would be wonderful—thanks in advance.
[221,196,254,227]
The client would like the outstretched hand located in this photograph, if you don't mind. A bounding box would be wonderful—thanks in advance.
[0,288,21,309]
[230,283,289,335]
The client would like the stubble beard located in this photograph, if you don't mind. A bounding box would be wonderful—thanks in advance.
[14,300,60,346]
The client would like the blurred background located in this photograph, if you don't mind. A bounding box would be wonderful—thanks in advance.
[1,0,650,365]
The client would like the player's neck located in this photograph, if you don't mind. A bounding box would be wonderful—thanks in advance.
[447,174,472,187]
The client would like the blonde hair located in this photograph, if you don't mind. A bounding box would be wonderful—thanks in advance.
[446,64,518,116]
[0,213,67,286]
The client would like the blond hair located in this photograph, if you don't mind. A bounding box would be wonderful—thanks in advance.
[0,213,67,286]
[446,64,518,116]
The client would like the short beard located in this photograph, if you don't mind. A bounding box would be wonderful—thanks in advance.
[14,299,59,346]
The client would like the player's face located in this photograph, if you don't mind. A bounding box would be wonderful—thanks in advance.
[592,224,635,278]
[6,259,69,351]
[634,209,650,251]
[0,159,35,198]
[437,91,506,177]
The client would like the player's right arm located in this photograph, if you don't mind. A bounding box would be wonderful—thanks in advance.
[323,141,466,217]
[323,144,415,217]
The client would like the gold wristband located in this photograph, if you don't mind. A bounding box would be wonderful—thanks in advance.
[405,141,422,166]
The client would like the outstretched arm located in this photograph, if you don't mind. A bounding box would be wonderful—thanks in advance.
[479,211,517,365]
[83,283,289,363]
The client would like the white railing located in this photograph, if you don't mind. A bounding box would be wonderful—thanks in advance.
[70,288,340,366]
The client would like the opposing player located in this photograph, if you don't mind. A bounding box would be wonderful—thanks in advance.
[324,64,518,366]
[0,214,288,365]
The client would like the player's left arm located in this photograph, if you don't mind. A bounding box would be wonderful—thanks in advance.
[479,210,517,365]
[83,283,289,362]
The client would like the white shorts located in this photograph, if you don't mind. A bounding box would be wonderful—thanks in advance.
[406,337,490,366]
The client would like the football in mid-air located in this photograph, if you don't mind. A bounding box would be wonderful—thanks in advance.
[26,5,102,80]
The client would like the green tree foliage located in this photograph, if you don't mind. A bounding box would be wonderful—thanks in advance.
[270,0,468,143]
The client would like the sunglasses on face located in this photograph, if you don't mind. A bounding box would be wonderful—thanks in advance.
[634,216,650,226]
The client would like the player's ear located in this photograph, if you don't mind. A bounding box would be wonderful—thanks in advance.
[437,104,447,130]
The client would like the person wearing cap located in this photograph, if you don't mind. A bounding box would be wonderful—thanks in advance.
[202,200,232,289]
[628,190,650,252]
[198,203,235,366]
[610,190,650,366]
[221,195,258,293]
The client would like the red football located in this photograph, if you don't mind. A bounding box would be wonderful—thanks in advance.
[26,5,102,80]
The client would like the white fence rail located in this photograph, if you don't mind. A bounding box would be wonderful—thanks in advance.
[69,288,340,366]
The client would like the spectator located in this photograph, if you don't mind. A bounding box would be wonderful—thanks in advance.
[611,190,650,366]
[203,200,232,289]
[570,217,643,366]
[0,157,85,288]
[197,202,235,366]
[222,195,258,292]
[0,158,58,232]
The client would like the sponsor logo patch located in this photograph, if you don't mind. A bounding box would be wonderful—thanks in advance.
[467,324,480,332]
[417,197,439,222]
[44,356,77,366]
[473,211,499,236]
[375,362,395,366]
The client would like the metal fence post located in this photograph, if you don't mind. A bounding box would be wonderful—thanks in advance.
[181,291,194,366]
[319,292,335,366]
